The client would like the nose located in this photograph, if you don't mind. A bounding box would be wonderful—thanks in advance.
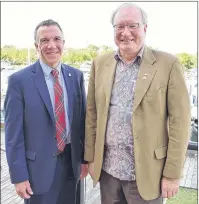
[122,26,131,36]
[47,39,56,48]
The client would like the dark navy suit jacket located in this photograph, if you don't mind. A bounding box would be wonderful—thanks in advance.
[4,60,86,194]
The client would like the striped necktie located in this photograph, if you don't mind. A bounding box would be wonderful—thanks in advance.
[51,69,67,153]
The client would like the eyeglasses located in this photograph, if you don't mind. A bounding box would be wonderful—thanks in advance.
[113,23,142,32]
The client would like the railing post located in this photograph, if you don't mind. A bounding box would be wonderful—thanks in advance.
[80,178,85,204]
[76,178,85,204]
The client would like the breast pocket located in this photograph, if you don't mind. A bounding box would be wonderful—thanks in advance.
[26,150,36,161]
[143,85,166,102]
[154,146,168,159]
[143,91,154,102]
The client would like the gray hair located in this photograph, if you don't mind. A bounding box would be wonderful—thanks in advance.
[34,19,63,43]
[110,3,148,25]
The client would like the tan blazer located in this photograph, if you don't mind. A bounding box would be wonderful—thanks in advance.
[84,46,191,200]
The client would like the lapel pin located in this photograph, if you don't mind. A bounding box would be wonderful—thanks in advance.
[69,73,71,77]
[143,73,147,80]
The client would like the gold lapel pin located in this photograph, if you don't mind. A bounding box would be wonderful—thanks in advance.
[143,73,147,80]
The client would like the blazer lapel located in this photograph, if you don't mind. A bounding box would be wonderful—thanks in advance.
[103,53,117,107]
[61,66,73,126]
[133,46,157,112]
[31,61,55,123]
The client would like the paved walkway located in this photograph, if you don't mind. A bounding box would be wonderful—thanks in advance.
[1,130,198,204]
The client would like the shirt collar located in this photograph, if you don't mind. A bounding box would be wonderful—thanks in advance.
[39,59,62,77]
[114,45,145,65]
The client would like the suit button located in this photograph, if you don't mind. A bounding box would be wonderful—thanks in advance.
[52,153,57,158]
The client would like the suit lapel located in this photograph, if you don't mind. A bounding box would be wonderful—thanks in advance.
[31,61,55,123]
[103,53,117,107]
[61,65,73,126]
[133,46,157,112]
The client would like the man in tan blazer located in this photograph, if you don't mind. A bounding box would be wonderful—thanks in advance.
[84,3,190,204]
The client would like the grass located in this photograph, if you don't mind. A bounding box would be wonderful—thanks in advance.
[167,187,197,204]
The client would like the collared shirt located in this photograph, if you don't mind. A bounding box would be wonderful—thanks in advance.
[102,46,144,181]
[40,60,71,144]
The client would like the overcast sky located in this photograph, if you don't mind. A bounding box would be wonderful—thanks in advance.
[1,1,197,54]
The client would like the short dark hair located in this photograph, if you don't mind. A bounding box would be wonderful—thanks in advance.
[34,19,63,43]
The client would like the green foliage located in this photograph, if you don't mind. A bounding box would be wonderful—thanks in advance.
[167,187,197,204]
[1,44,196,71]
[1,47,37,65]
[3,45,16,49]
[176,53,196,70]
[192,55,197,68]
[1,44,114,68]
[99,45,114,54]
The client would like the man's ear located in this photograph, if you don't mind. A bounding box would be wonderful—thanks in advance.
[34,43,38,50]
[144,24,147,33]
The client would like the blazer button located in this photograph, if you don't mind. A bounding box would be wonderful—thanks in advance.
[52,153,57,159]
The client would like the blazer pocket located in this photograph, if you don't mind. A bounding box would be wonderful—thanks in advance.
[154,146,168,159]
[26,151,36,161]
[144,85,166,101]
[143,91,153,101]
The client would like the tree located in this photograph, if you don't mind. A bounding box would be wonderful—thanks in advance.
[191,55,197,68]
[87,44,99,52]
[1,47,38,65]
[176,53,195,70]
[99,45,114,54]
[3,45,16,49]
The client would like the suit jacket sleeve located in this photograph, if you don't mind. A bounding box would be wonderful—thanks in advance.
[4,75,29,184]
[84,60,97,162]
[79,72,88,164]
[163,59,191,179]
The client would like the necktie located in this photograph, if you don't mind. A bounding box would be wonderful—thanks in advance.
[51,69,67,153]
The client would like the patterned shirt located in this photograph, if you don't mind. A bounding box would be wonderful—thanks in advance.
[102,47,144,181]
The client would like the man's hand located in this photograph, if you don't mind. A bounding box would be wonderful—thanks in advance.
[161,176,180,199]
[88,162,94,179]
[80,164,88,179]
[15,180,33,199]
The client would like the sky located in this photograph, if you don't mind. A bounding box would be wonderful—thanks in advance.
[1,1,198,54]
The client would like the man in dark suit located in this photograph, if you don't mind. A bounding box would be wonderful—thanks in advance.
[4,19,88,204]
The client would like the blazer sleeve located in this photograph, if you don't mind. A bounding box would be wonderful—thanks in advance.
[163,59,191,179]
[4,75,29,184]
[79,72,88,164]
[84,60,97,162]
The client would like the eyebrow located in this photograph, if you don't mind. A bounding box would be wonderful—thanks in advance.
[40,36,62,40]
